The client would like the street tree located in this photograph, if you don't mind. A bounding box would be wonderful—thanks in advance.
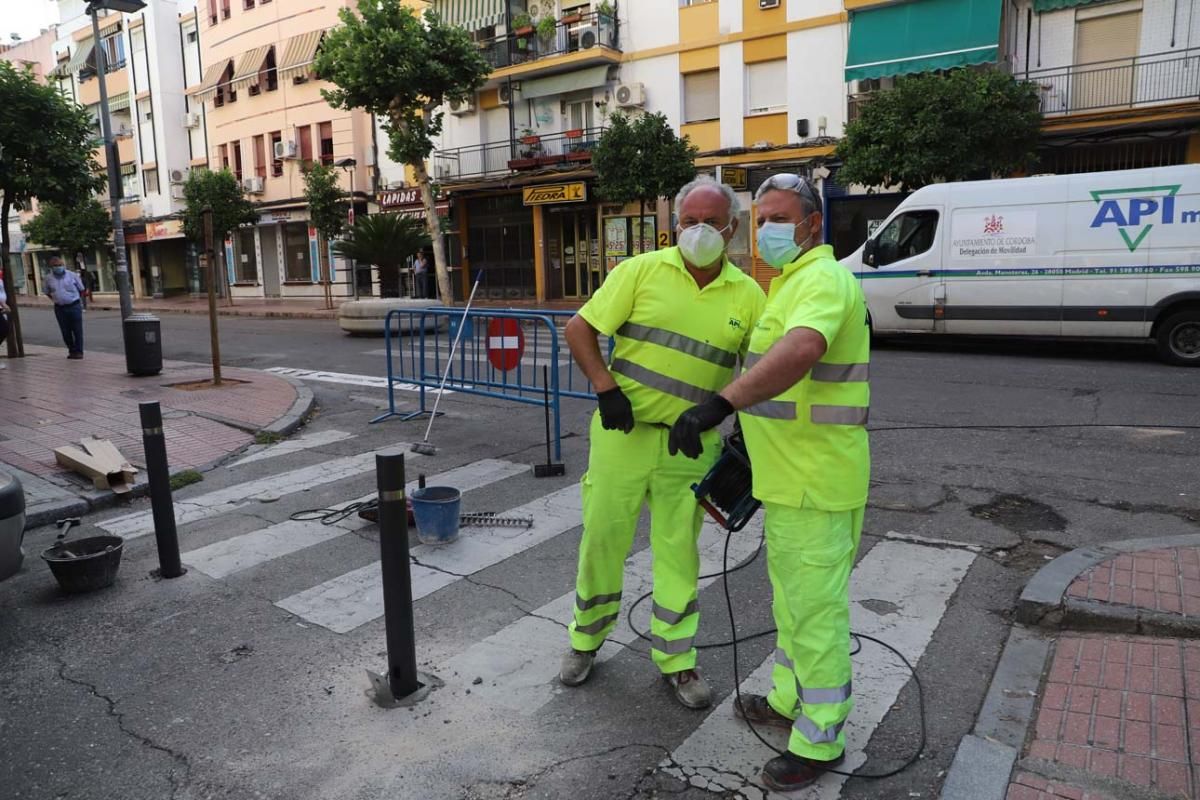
[594,111,698,252]
[0,60,105,357]
[837,69,1042,193]
[315,0,490,304]
[332,213,430,298]
[303,163,347,309]
[22,198,111,266]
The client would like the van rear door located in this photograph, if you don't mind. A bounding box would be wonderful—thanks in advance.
[859,206,944,333]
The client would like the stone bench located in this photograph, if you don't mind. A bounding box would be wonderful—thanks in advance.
[337,299,447,335]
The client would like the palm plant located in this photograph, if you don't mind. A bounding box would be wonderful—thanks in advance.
[332,212,431,298]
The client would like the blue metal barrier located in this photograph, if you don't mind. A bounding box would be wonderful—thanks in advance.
[371,307,610,461]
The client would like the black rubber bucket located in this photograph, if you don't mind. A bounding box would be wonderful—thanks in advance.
[41,536,125,594]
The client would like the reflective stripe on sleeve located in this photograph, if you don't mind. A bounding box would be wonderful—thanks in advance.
[652,598,699,625]
[617,323,737,368]
[810,362,870,382]
[576,591,622,612]
[811,405,869,425]
[610,359,717,404]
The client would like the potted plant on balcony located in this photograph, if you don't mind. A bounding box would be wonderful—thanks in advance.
[509,128,541,170]
[561,7,584,24]
[512,13,534,35]
[536,15,557,48]
[594,1,615,21]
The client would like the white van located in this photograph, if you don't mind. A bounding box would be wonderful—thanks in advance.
[841,165,1200,366]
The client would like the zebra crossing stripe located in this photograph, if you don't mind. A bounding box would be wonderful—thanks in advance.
[662,540,976,798]
[97,446,423,540]
[229,429,356,468]
[274,485,583,634]
[183,459,527,579]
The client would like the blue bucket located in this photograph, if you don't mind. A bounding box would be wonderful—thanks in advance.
[410,487,462,545]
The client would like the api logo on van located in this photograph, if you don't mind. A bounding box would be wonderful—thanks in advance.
[1089,184,1198,252]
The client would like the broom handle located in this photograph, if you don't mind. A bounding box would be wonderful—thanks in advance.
[421,271,483,443]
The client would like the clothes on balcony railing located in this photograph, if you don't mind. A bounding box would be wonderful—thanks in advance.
[436,0,504,32]
[845,0,1002,82]
[520,65,611,99]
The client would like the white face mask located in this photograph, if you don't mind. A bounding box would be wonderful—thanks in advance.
[677,222,730,268]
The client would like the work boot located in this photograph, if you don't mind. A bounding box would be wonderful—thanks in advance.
[761,751,845,792]
[665,668,712,709]
[733,693,793,730]
[559,648,597,687]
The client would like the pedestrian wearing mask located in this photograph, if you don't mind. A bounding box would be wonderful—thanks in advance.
[668,174,870,791]
[43,256,87,359]
[559,176,765,708]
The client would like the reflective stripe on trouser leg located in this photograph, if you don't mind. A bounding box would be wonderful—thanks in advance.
[646,425,719,673]
[763,502,863,760]
[569,413,656,652]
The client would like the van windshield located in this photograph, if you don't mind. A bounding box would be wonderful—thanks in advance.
[876,210,939,266]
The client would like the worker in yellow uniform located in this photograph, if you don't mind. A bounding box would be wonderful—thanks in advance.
[668,174,869,789]
[561,176,765,709]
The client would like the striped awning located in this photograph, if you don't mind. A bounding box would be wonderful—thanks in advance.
[62,39,95,75]
[278,30,323,78]
[435,0,505,31]
[231,45,271,87]
[107,92,131,112]
[50,57,71,78]
[189,58,231,100]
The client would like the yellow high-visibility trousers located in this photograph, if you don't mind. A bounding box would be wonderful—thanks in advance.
[569,412,719,673]
[763,502,864,760]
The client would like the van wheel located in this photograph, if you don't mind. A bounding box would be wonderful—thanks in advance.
[1156,310,1200,366]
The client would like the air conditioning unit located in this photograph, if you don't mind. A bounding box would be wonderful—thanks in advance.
[448,96,476,115]
[759,0,781,7]
[169,168,187,184]
[615,82,645,108]
[170,184,186,200]
[435,163,452,179]
[497,84,515,105]
[575,24,599,49]
[274,139,299,160]
[184,111,201,129]
[243,176,265,194]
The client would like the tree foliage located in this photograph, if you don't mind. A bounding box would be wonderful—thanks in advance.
[332,213,430,298]
[314,0,490,303]
[0,60,106,356]
[303,163,347,244]
[594,111,697,218]
[180,168,258,245]
[22,199,111,261]
[836,69,1042,193]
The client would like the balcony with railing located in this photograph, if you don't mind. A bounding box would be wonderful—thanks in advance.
[1018,49,1200,116]
[433,126,605,182]
[477,10,619,73]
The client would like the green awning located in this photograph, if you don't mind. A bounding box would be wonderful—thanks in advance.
[845,0,1002,82]
[1032,0,1106,10]
[519,65,610,100]
[434,0,505,31]
[63,39,95,75]
[107,92,131,112]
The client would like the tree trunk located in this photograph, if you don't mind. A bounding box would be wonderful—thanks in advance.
[2,198,25,358]
[319,232,333,310]
[411,158,451,305]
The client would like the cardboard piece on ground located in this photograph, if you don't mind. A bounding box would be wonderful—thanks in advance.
[53,437,139,493]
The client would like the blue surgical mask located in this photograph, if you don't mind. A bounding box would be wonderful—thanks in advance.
[756,221,812,269]
[52,266,66,276]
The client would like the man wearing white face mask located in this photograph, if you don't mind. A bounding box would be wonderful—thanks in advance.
[559,176,764,708]
[669,174,870,791]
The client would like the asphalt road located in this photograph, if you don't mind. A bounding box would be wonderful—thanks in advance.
[4,305,1199,799]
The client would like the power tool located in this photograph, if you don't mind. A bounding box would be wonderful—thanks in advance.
[691,430,760,532]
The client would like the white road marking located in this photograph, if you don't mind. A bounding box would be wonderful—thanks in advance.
[274,485,583,634]
[229,429,356,468]
[443,515,767,715]
[264,367,445,394]
[182,459,527,579]
[98,446,422,539]
[663,540,976,799]
[487,336,520,350]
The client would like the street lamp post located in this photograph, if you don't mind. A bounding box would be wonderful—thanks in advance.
[87,0,146,322]
[335,157,357,299]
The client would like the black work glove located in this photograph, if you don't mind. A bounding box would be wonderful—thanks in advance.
[597,386,635,433]
[668,395,735,459]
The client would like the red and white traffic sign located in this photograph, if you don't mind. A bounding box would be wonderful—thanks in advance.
[486,318,525,372]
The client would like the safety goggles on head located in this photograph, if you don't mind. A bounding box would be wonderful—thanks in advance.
[754,173,822,215]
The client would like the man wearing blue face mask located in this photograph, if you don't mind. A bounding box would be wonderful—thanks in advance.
[668,174,870,791]
[559,176,765,709]
[43,256,88,359]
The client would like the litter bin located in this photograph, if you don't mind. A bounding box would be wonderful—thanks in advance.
[0,471,26,582]
[123,313,163,376]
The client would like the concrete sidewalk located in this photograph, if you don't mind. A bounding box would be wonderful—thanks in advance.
[0,345,312,527]
[17,294,341,319]
[944,536,1200,800]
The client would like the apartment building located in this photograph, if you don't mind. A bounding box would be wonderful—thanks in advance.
[188,0,378,301]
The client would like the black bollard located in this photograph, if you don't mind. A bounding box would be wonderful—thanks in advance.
[138,401,185,579]
[376,453,420,699]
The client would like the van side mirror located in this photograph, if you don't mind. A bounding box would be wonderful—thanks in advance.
[862,238,877,268]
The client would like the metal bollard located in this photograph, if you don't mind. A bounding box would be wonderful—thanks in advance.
[376,453,420,699]
[139,401,185,579]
